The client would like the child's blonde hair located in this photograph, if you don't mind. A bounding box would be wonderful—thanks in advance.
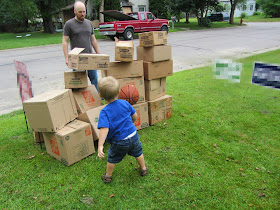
[98,76,120,101]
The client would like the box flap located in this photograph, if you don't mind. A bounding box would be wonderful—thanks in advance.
[69,48,85,55]
[115,37,133,47]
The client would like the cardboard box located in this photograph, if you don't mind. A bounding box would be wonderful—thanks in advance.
[23,89,78,132]
[145,78,166,101]
[43,120,95,166]
[68,48,109,70]
[33,132,44,143]
[117,77,145,103]
[115,38,134,62]
[139,31,167,47]
[64,71,88,89]
[148,95,172,125]
[143,59,173,80]
[132,102,149,130]
[77,105,106,141]
[72,85,103,115]
[137,45,171,62]
[102,60,143,79]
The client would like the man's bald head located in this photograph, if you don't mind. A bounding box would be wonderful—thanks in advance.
[74,1,86,21]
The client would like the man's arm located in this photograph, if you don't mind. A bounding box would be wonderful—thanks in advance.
[131,112,138,123]
[91,34,100,54]
[62,35,69,66]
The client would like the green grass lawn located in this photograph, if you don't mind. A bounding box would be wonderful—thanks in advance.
[1,49,279,209]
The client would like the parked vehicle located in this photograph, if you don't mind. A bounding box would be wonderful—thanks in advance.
[207,12,230,22]
[99,10,170,40]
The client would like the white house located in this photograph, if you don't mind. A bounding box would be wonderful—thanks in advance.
[219,0,257,17]
[121,0,149,13]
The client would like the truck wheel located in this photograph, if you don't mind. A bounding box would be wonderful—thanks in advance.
[160,25,168,34]
[123,28,134,40]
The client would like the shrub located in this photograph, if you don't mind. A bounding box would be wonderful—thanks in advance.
[240,12,247,18]
[253,11,261,15]
[199,17,212,27]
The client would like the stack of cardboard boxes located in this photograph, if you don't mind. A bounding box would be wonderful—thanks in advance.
[137,31,173,125]
[102,38,149,130]
[23,50,110,166]
[22,32,173,166]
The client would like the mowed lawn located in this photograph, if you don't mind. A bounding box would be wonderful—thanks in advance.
[0,49,280,208]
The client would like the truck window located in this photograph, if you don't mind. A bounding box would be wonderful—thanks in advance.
[129,13,138,20]
[147,13,154,20]
[140,13,146,20]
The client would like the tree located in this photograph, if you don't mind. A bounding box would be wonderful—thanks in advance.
[34,0,66,33]
[257,0,280,17]
[150,0,169,19]
[229,0,247,24]
[0,0,38,32]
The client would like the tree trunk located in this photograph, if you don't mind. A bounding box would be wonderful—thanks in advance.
[99,0,104,23]
[185,12,190,24]
[43,17,55,33]
[229,0,236,24]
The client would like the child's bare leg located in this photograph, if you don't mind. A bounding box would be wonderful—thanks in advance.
[106,162,115,176]
[136,154,146,170]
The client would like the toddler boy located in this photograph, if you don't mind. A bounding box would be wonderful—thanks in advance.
[97,76,148,183]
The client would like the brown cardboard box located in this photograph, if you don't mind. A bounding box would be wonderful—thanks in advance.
[139,31,167,47]
[132,102,149,130]
[23,89,78,132]
[145,78,166,101]
[64,71,88,89]
[117,77,145,103]
[77,105,106,141]
[72,85,103,115]
[137,45,171,62]
[143,59,173,80]
[33,132,44,143]
[68,48,109,70]
[43,120,95,166]
[148,95,172,125]
[102,60,143,79]
[115,38,134,62]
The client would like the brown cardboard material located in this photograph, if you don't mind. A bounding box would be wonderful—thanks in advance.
[33,132,44,143]
[72,85,103,115]
[132,102,149,130]
[64,71,88,89]
[115,38,134,62]
[117,77,145,103]
[143,59,173,80]
[68,48,109,70]
[77,105,106,141]
[23,89,78,132]
[43,120,95,166]
[139,31,167,47]
[145,78,166,101]
[148,95,173,125]
[102,60,143,79]
[137,45,171,62]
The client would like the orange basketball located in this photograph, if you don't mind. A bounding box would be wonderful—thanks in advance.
[119,84,139,105]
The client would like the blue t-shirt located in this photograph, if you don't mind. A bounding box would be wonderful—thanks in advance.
[98,99,136,142]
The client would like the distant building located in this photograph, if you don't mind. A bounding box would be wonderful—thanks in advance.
[121,0,149,13]
[219,0,257,17]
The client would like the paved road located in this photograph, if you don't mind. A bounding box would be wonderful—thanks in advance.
[0,22,279,115]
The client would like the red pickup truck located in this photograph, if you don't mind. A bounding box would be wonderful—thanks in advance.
[99,10,169,40]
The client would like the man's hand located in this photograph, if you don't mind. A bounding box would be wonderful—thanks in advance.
[98,146,104,159]
[65,57,69,66]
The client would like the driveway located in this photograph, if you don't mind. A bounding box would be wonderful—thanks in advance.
[0,22,279,115]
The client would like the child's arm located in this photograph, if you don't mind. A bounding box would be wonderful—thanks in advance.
[131,112,138,123]
[98,127,109,159]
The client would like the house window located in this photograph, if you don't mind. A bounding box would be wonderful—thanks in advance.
[250,4,253,10]
[138,5,146,12]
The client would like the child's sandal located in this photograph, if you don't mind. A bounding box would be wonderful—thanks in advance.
[139,166,149,176]
[101,174,112,183]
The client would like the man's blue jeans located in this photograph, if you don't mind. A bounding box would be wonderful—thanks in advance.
[88,70,98,90]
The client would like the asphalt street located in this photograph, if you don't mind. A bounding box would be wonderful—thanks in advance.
[0,22,279,115]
